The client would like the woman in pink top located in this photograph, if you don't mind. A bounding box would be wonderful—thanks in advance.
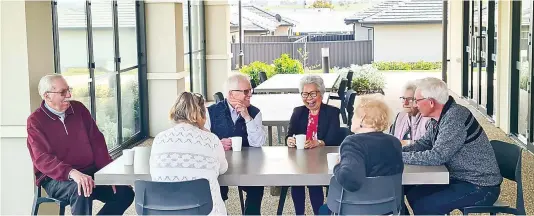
[390,81,431,142]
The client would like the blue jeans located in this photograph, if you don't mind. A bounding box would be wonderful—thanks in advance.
[403,180,500,215]
[292,186,324,215]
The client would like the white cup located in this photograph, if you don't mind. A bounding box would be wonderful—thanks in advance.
[295,134,306,149]
[231,137,242,151]
[122,149,134,165]
[134,146,151,173]
[327,153,339,170]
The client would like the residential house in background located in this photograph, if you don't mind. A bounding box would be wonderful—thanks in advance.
[345,0,443,62]
[230,5,296,42]
[269,8,354,34]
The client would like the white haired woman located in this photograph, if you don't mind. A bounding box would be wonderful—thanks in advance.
[286,75,341,215]
[150,92,228,215]
[390,81,431,144]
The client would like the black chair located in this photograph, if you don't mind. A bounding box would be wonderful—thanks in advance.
[339,126,353,142]
[259,71,268,84]
[330,79,348,124]
[346,70,353,91]
[462,140,525,215]
[327,173,403,215]
[213,92,224,103]
[345,91,357,128]
[134,179,213,215]
[250,78,257,89]
[32,184,68,215]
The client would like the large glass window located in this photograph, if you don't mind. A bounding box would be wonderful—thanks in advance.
[517,0,531,142]
[52,0,147,152]
[189,0,206,95]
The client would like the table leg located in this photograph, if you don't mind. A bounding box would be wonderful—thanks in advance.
[277,186,289,215]
[268,126,273,146]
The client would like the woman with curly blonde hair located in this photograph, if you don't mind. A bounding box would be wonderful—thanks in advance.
[149,92,228,215]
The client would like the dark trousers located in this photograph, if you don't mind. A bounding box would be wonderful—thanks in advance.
[221,186,264,215]
[402,180,500,215]
[291,186,324,215]
[42,179,134,215]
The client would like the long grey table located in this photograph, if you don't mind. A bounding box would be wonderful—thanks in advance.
[254,73,341,93]
[250,93,330,146]
[95,146,449,186]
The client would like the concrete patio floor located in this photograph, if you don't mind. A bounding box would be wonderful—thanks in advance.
[80,71,532,215]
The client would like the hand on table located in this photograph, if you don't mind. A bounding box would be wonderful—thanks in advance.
[305,140,324,149]
[287,137,296,147]
[221,138,232,151]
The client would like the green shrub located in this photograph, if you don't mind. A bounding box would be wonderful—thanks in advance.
[372,61,442,71]
[273,54,304,75]
[312,0,334,8]
[239,61,275,85]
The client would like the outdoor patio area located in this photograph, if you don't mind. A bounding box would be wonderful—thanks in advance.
[83,72,533,215]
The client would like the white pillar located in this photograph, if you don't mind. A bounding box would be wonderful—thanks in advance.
[0,1,55,214]
[145,2,186,136]
[446,0,464,94]
[495,0,513,132]
[205,0,232,101]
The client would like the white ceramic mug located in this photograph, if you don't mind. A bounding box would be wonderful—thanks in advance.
[122,149,134,165]
[295,134,306,149]
[134,146,151,173]
[231,137,242,151]
[327,153,339,170]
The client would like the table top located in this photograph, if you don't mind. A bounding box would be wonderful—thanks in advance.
[95,146,449,186]
[254,73,340,93]
[250,93,329,126]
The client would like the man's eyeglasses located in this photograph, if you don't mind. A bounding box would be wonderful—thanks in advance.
[47,87,73,97]
[414,97,428,103]
[301,91,319,99]
[231,89,253,95]
[400,97,415,102]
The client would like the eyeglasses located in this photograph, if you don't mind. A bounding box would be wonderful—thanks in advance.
[231,89,253,95]
[400,97,415,102]
[301,91,319,99]
[47,87,73,97]
[414,97,428,103]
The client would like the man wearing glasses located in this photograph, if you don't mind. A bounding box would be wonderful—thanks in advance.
[26,74,134,215]
[205,73,266,215]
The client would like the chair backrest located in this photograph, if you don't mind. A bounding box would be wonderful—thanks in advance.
[134,179,213,215]
[490,140,525,214]
[339,127,354,143]
[338,79,348,99]
[213,92,224,103]
[327,173,402,215]
[345,91,356,128]
[346,70,353,90]
[259,71,268,84]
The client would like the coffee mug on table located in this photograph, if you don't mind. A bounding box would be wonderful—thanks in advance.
[122,149,134,165]
[231,137,242,151]
[327,153,339,170]
[295,134,306,149]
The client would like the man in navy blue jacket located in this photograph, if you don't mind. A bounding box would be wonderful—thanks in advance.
[205,73,266,215]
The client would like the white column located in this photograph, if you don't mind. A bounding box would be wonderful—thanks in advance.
[446,0,464,94]
[0,1,55,214]
[145,2,186,136]
[205,0,232,101]
[495,0,513,132]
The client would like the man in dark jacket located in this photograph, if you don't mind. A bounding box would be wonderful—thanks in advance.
[402,77,502,215]
[27,74,134,215]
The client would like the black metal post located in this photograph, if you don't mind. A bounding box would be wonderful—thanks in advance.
[442,0,448,82]
[322,47,329,73]
[238,0,244,68]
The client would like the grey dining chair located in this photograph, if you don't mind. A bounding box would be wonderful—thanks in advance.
[462,140,525,215]
[31,183,68,215]
[326,173,403,215]
[134,179,213,215]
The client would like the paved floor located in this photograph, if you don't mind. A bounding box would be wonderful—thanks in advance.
[81,71,533,215]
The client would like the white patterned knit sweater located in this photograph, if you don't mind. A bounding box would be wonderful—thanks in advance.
[150,123,228,215]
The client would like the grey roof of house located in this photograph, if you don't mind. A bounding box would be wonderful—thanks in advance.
[57,1,136,28]
[345,0,405,23]
[345,0,443,25]
[242,5,295,26]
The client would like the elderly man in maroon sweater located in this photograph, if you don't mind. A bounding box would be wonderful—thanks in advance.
[27,74,134,215]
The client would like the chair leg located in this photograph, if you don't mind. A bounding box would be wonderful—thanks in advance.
[31,202,39,216]
[59,204,65,215]
[238,188,245,215]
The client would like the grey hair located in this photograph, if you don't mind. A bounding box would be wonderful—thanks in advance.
[299,75,326,96]
[403,81,417,93]
[225,73,251,94]
[415,77,449,104]
[38,74,65,99]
